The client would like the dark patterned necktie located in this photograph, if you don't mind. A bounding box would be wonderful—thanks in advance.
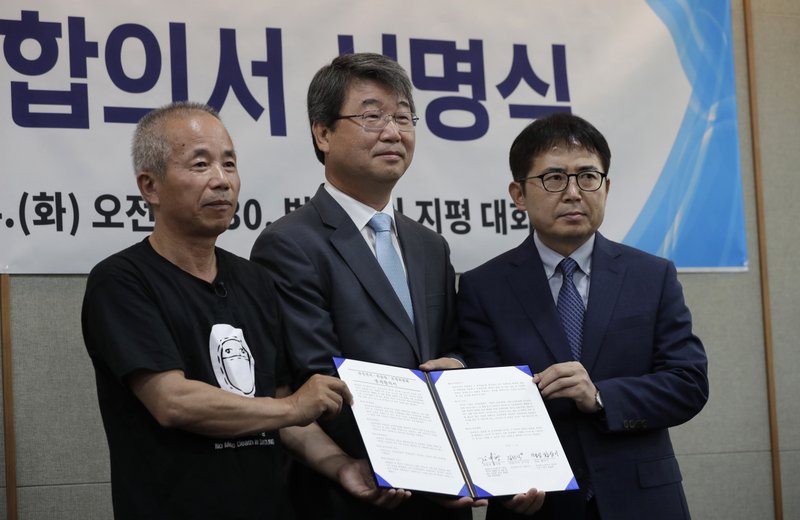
[557,257,584,360]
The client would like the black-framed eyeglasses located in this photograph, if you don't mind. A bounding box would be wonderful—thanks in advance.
[519,170,607,192]
[334,110,419,132]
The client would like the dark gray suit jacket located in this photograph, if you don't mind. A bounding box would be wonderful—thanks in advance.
[251,185,464,520]
[457,233,709,520]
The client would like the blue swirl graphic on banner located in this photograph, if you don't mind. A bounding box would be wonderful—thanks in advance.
[625,0,747,269]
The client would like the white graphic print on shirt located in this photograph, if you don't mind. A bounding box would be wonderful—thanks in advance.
[209,324,255,397]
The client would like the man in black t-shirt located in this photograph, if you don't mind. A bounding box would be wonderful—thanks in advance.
[82,101,407,519]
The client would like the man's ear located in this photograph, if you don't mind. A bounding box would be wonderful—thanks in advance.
[508,180,526,210]
[312,121,332,155]
[137,171,160,208]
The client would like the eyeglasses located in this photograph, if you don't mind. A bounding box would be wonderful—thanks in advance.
[520,170,607,193]
[334,110,419,132]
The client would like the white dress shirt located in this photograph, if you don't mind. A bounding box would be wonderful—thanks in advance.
[324,182,408,275]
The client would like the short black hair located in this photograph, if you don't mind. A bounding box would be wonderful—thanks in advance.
[509,113,611,184]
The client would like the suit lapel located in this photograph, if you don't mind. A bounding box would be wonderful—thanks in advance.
[581,233,624,373]
[312,187,420,357]
[507,236,574,363]
[395,214,430,361]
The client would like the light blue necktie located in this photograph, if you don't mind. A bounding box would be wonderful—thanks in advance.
[367,213,414,322]
[557,257,584,360]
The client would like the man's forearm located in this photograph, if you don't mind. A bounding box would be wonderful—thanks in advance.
[280,423,352,481]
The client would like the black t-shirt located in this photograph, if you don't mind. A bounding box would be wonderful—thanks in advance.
[82,238,293,519]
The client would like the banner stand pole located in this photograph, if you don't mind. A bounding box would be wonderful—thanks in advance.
[1,273,18,520]
[743,1,782,519]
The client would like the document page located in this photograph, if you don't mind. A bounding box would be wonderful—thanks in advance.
[334,357,468,496]
[432,366,577,496]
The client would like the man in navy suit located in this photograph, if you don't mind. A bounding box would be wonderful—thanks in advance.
[457,113,709,519]
[250,53,523,519]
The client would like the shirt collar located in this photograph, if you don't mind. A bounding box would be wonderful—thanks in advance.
[324,182,396,232]
[533,231,595,280]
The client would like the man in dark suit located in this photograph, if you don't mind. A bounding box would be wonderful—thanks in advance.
[251,53,504,519]
[457,113,709,519]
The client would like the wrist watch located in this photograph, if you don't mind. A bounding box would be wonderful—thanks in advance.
[594,390,604,411]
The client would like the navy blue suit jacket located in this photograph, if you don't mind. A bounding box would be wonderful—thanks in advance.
[457,233,708,520]
[251,185,464,520]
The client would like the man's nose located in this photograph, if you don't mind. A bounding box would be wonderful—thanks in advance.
[380,118,402,140]
[210,163,231,187]
[563,176,582,197]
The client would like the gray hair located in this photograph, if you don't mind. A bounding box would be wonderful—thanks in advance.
[307,53,415,164]
[132,101,220,178]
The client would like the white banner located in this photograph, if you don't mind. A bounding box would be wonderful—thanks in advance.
[0,0,745,273]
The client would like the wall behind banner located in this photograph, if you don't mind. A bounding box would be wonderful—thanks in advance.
[1,2,798,520]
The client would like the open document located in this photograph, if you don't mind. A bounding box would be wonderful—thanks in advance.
[334,357,578,498]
